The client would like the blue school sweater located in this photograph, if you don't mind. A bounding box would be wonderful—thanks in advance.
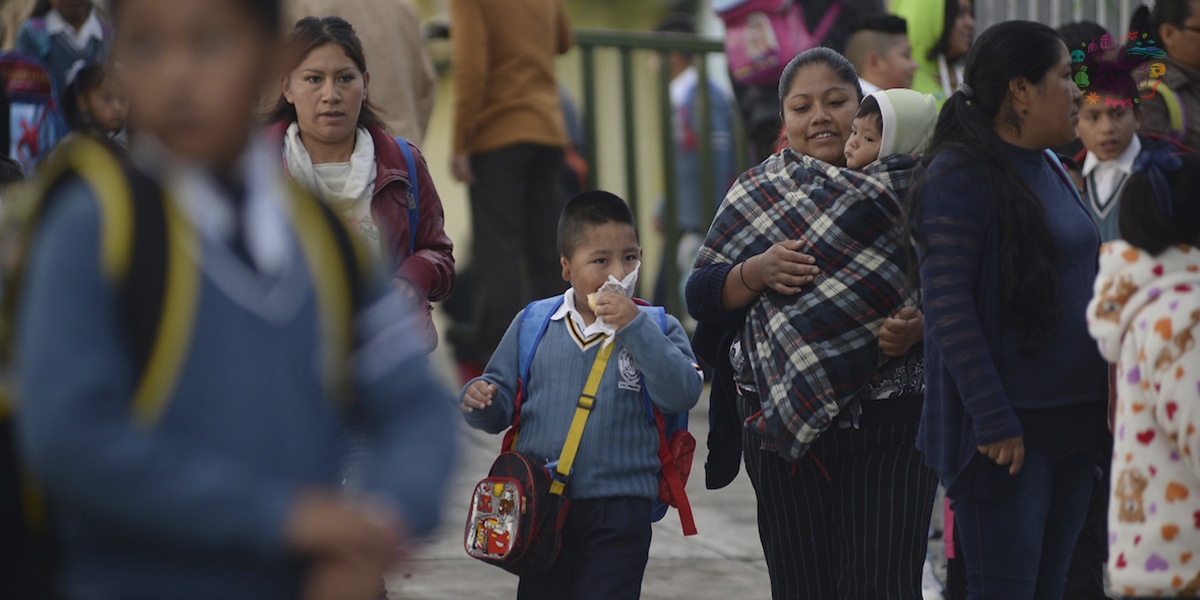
[463,294,703,500]
[16,172,455,599]
[915,142,1109,499]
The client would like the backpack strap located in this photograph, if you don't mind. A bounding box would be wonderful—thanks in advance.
[123,173,199,428]
[287,180,366,401]
[27,18,51,59]
[500,296,563,452]
[394,137,419,256]
[1,136,200,428]
[806,1,842,47]
[633,305,698,536]
[1043,149,1084,208]
[1155,81,1188,144]
[549,341,614,495]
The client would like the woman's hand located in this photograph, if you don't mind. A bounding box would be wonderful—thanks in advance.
[746,240,819,295]
[879,307,924,357]
[978,437,1025,475]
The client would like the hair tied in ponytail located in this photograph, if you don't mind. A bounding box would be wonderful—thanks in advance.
[1134,150,1183,216]
[956,82,974,99]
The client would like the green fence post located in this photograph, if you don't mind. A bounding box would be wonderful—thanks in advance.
[696,58,716,232]
[581,43,598,191]
[658,49,680,317]
[620,47,639,218]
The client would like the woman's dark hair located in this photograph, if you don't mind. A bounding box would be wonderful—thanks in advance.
[928,0,970,62]
[1152,0,1195,29]
[266,16,386,131]
[1119,152,1200,256]
[777,46,864,115]
[904,20,1069,352]
[109,0,280,32]
[63,62,108,130]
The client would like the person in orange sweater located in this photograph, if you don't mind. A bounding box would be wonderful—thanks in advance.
[448,0,572,360]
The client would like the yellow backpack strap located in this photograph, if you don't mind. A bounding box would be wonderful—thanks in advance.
[4,136,200,428]
[285,182,366,400]
[549,342,615,495]
[126,186,199,429]
[1156,81,1187,143]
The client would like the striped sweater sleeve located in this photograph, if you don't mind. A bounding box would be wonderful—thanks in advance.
[919,166,1023,446]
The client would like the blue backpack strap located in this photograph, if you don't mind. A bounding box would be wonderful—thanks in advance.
[1043,149,1084,208]
[517,297,564,389]
[28,18,51,59]
[394,137,419,256]
[638,305,669,424]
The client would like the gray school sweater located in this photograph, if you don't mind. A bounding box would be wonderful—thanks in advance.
[463,300,703,500]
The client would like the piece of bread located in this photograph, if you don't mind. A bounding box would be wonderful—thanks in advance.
[587,292,598,312]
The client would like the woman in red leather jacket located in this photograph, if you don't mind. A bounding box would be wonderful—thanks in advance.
[266,15,454,348]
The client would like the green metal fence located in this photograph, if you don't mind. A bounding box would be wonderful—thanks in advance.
[573,28,752,317]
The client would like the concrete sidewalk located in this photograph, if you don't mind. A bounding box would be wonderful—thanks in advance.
[386,388,775,600]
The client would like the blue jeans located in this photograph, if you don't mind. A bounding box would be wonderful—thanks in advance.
[952,402,1106,600]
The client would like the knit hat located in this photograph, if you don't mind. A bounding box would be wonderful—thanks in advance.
[872,88,937,157]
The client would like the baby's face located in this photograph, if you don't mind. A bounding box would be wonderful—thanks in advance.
[844,115,882,169]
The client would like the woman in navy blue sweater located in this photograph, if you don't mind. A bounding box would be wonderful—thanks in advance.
[908,21,1108,599]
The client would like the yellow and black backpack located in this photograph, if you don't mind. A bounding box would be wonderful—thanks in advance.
[0,134,370,599]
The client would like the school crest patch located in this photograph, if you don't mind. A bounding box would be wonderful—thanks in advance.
[617,348,641,392]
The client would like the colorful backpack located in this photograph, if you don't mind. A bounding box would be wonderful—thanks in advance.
[504,296,698,535]
[714,0,842,86]
[0,53,67,175]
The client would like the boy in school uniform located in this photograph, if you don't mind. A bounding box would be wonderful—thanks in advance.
[460,190,704,600]
[13,0,455,598]
[1074,74,1197,242]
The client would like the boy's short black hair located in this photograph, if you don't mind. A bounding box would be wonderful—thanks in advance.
[1055,20,1107,53]
[557,190,638,258]
[848,14,908,36]
[1088,49,1144,107]
[853,94,883,131]
[1119,152,1200,255]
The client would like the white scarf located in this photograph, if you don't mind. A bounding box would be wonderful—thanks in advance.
[283,123,376,212]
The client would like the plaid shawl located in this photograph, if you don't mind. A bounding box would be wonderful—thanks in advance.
[694,148,918,460]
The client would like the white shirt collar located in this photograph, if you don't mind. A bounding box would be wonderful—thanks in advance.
[858,77,882,96]
[1082,134,1142,178]
[44,9,104,53]
[669,66,698,108]
[550,288,609,341]
[132,135,295,277]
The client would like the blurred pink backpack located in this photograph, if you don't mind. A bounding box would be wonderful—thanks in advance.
[715,0,842,86]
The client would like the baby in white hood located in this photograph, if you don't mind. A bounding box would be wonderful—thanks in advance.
[844,88,937,169]
[1086,151,1200,597]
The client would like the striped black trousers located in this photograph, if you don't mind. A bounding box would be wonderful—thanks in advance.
[738,390,939,599]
